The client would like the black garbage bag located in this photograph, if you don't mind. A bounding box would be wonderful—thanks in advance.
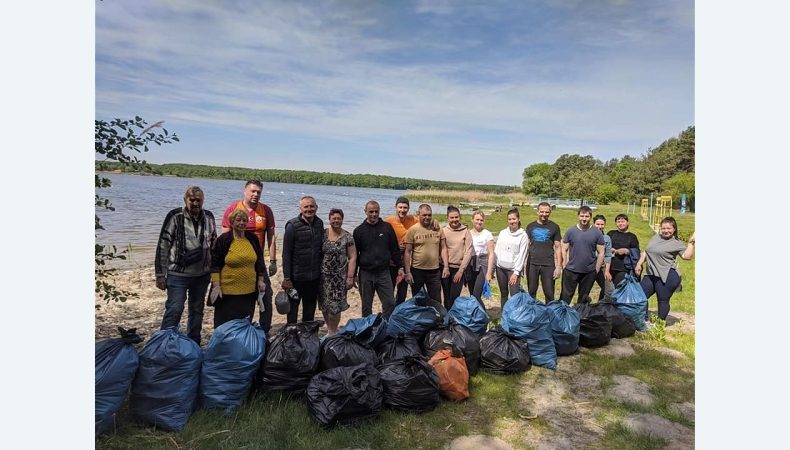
[130,328,202,432]
[338,313,389,349]
[258,321,322,394]
[593,301,636,338]
[378,355,441,412]
[376,334,423,364]
[579,315,612,348]
[422,322,481,376]
[95,327,143,437]
[319,331,378,371]
[306,363,383,427]
[479,326,531,374]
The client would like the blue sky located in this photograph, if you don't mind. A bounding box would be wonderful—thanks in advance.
[95,0,694,186]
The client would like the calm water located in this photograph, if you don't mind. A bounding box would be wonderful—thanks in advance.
[96,174,450,268]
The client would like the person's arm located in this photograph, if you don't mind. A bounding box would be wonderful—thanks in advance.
[404,242,414,283]
[595,243,605,273]
[440,236,450,279]
[485,238,495,281]
[553,240,563,279]
[454,230,473,283]
[681,232,696,260]
[635,248,647,276]
[387,224,403,270]
[281,222,295,289]
[561,241,570,270]
[154,212,176,290]
[346,239,357,289]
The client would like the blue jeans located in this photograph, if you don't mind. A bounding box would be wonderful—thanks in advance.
[161,273,210,345]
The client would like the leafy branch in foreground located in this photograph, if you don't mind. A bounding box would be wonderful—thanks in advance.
[95,117,179,305]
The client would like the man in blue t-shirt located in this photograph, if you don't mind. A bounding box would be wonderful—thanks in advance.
[525,202,562,302]
[560,205,605,305]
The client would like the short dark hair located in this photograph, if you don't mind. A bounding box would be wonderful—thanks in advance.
[578,205,593,215]
[245,180,263,188]
[328,208,344,219]
[446,205,460,215]
[537,201,552,209]
[592,214,606,223]
[615,213,629,222]
[418,204,432,213]
[660,216,679,239]
[395,196,410,206]
[365,200,380,211]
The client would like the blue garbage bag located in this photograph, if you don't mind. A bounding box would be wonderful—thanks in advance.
[95,327,142,436]
[611,273,649,331]
[446,295,489,336]
[130,328,202,431]
[481,280,492,300]
[339,313,389,349]
[501,291,557,370]
[386,289,444,337]
[200,319,266,415]
[546,300,580,356]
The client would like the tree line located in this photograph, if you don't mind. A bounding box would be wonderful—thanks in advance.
[94,161,516,193]
[521,126,694,209]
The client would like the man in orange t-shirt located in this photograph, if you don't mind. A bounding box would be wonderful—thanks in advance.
[221,180,276,331]
[384,196,418,304]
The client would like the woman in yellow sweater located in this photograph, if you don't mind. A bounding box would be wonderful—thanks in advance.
[209,209,268,329]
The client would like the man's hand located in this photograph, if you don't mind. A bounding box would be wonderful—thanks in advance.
[604,270,612,282]
[404,272,414,284]
[268,261,277,277]
[281,279,293,290]
[431,219,440,231]
[553,266,561,279]
[442,266,450,279]
[156,276,166,290]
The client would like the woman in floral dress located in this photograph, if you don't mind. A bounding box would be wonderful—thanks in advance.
[319,208,357,335]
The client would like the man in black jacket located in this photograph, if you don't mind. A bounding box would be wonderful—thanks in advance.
[281,196,324,324]
[353,200,402,318]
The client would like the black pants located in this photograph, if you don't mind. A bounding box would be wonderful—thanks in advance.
[594,268,615,302]
[441,266,465,310]
[527,263,555,302]
[640,269,681,321]
[214,292,256,329]
[560,269,597,305]
[288,279,319,324]
[495,266,521,308]
[389,265,410,305]
[360,268,395,318]
[411,267,442,303]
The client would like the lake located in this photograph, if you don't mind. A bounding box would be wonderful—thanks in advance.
[96,174,451,268]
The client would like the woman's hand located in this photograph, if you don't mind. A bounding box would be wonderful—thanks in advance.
[346,275,355,290]
[604,270,612,282]
[257,278,266,293]
[688,232,696,245]
[508,273,519,286]
[485,272,492,282]
[208,283,222,305]
[635,265,642,277]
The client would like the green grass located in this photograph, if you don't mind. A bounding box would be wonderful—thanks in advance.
[99,203,695,449]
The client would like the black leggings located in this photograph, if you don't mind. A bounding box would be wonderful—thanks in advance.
[288,279,319,324]
[527,264,555,302]
[495,266,521,308]
[214,292,256,329]
[640,269,681,321]
[441,267,465,310]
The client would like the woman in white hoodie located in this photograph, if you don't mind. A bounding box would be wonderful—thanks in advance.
[494,208,529,308]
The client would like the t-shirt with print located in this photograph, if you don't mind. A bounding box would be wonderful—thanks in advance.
[644,234,688,283]
[222,201,275,250]
[563,225,605,273]
[526,220,561,266]
[405,225,445,270]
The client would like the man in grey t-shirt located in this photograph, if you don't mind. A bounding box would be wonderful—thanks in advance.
[560,205,605,305]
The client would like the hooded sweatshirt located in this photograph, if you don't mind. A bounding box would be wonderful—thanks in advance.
[494,227,529,275]
[443,224,473,270]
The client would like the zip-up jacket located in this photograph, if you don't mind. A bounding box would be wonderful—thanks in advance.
[155,207,216,277]
[282,215,324,281]
[353,219,402,272]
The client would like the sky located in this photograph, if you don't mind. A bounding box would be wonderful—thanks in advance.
[95,0,694,186]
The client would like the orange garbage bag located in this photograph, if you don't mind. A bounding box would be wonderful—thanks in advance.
[428,349,469,401]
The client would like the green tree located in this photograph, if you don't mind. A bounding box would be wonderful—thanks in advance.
[595,183,620,204]
[521,162,554,196]
[662,172,695,211]
[95,117,178,305]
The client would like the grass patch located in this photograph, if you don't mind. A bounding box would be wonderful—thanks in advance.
[593,422,667,450]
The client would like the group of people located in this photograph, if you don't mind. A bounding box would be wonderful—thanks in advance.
[155,182,695,346]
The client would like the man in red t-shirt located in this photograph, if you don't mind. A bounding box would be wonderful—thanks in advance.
[221,180,277,330]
